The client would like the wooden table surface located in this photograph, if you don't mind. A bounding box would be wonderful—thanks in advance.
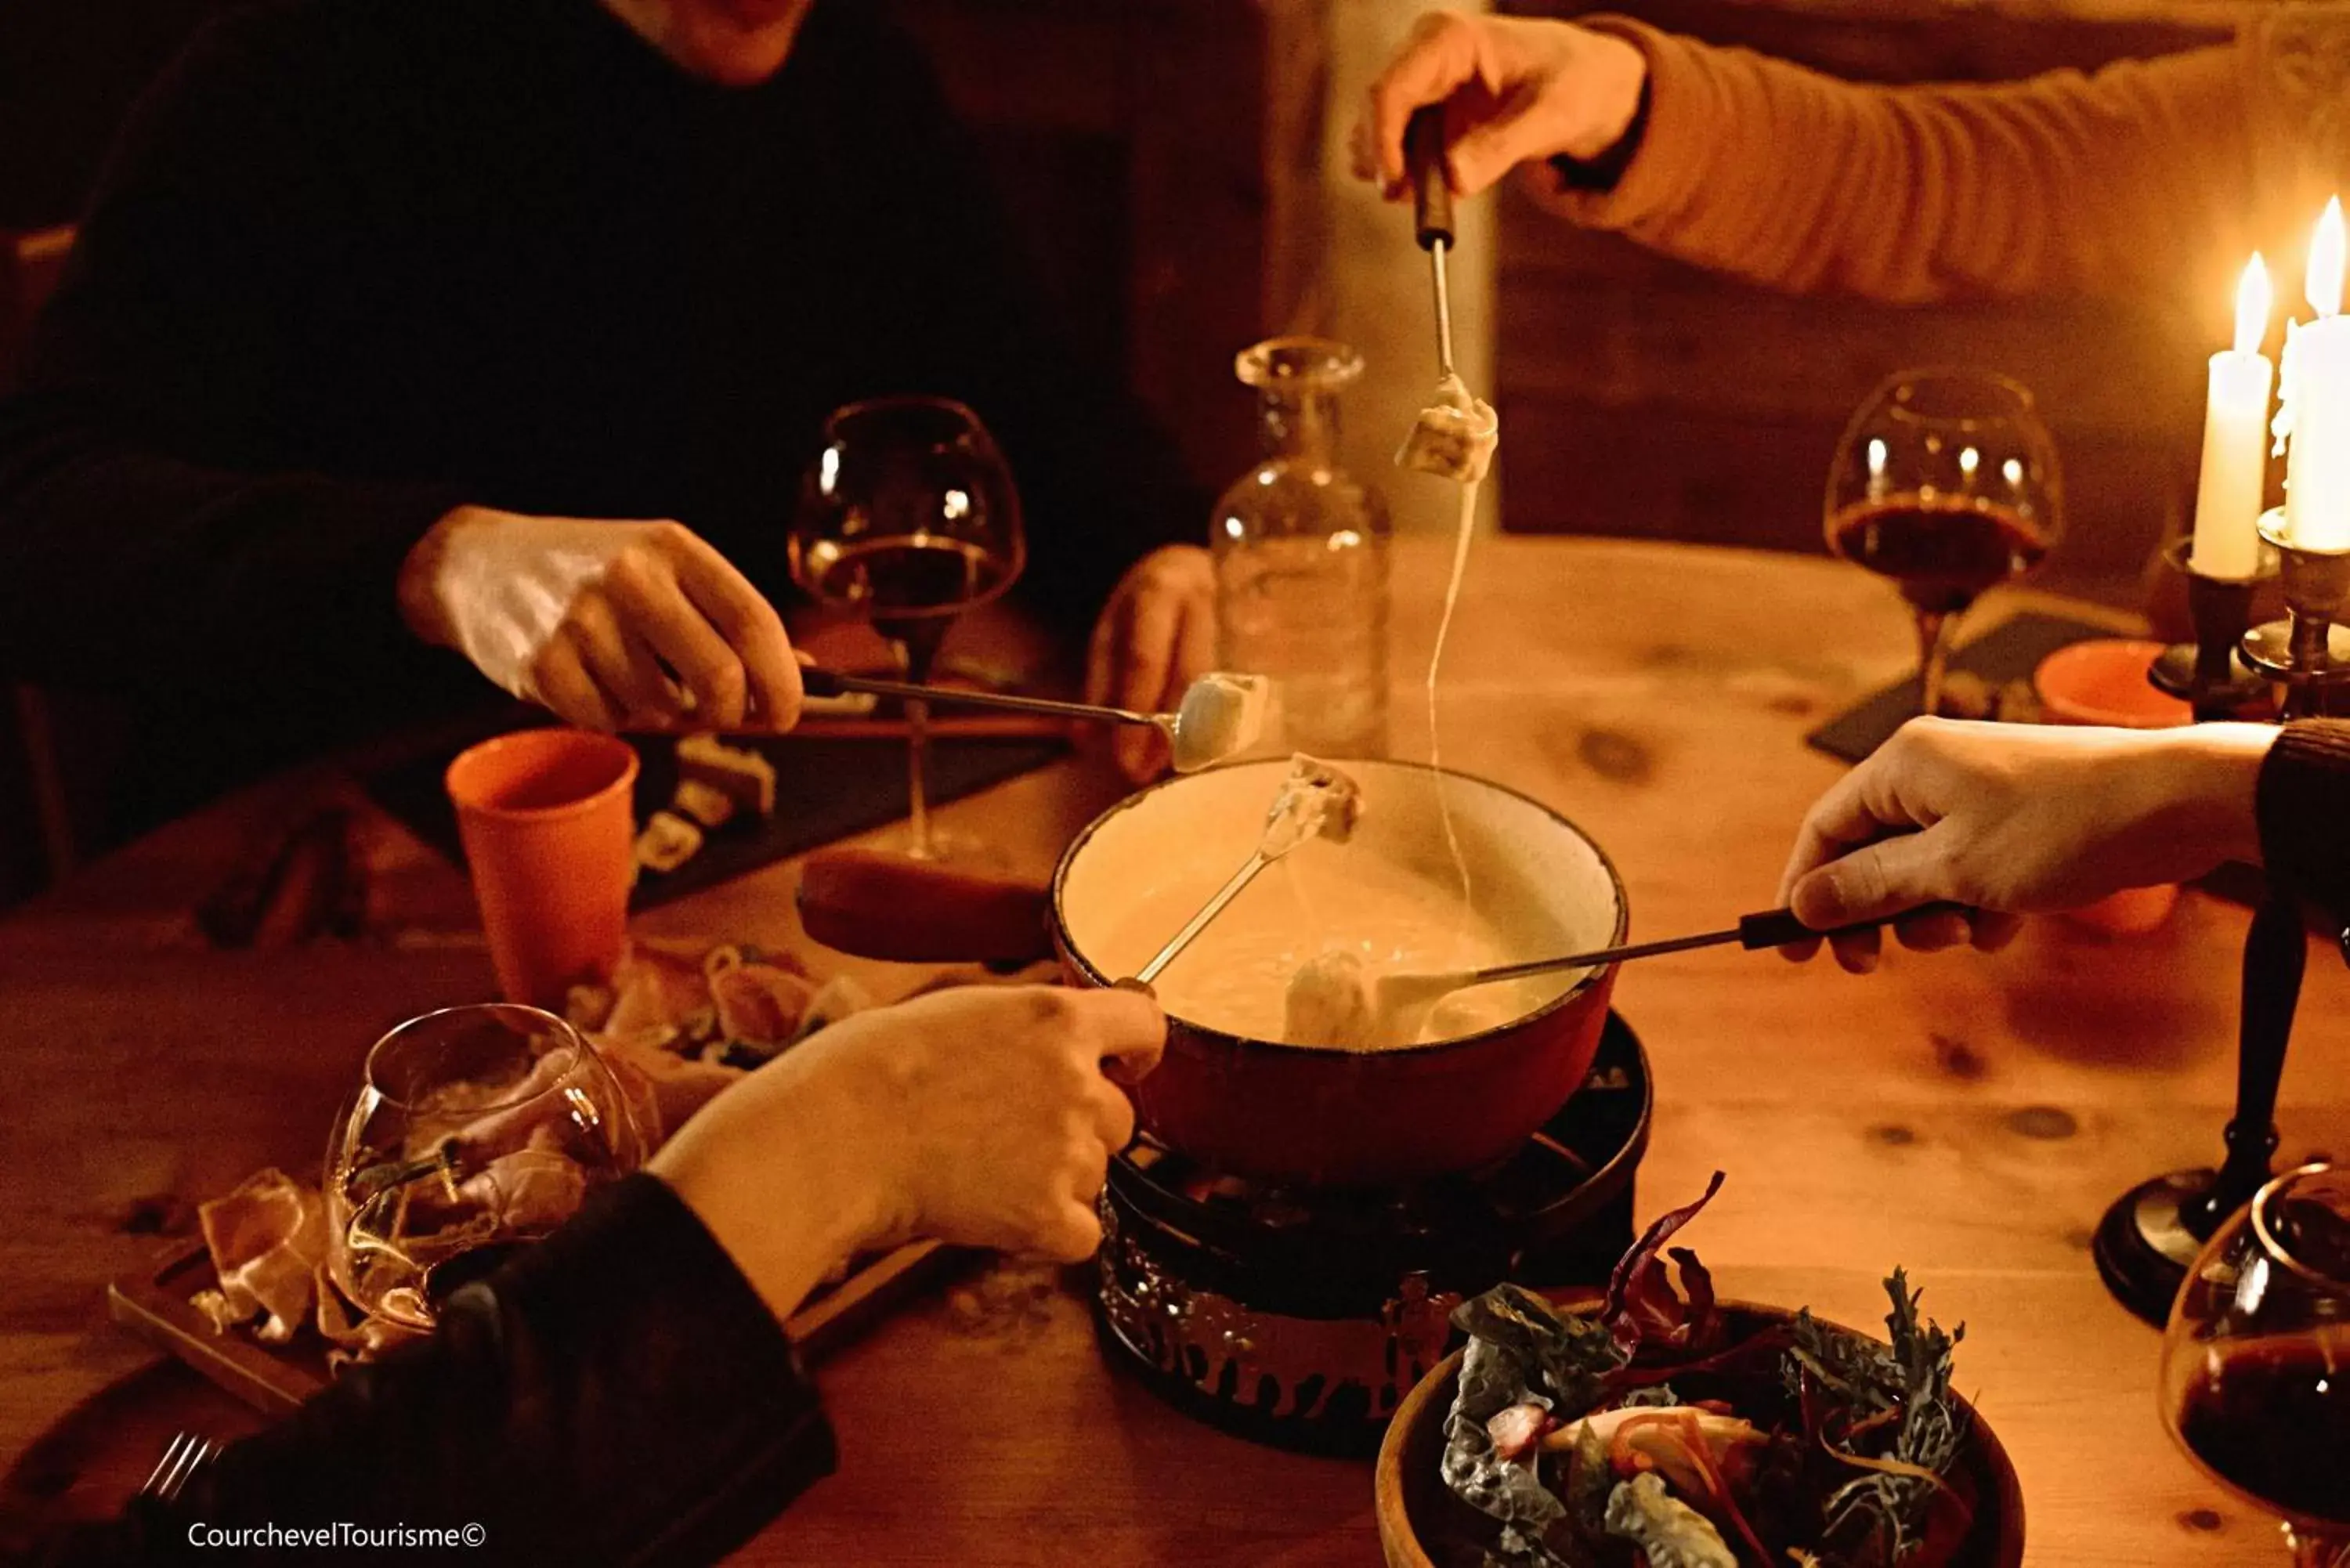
[2,537,2344,1566]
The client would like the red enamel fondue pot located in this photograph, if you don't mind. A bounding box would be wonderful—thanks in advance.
[1050,758,1625,1187]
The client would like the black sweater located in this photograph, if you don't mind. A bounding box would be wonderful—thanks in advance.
[0,0,1200,784]
[2259,719,2350,934]
[22,1176,834,1566]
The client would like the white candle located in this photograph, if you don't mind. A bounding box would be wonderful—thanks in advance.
[2284,199,2350,551]
[2192,255,2274,579]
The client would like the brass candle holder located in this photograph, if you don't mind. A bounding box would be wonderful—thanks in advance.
[2240,507,2350,718]
[2095,509,2334,1325]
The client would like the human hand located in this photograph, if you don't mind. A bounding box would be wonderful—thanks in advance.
[649,985,1164,1321]
[1085,545,1217,782]
[1775,717,2274,973]
[397,507,803,732]
[1350,12,1648,199]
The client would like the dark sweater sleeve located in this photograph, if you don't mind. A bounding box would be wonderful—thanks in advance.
[855,17,1208,627]
[2255,719,2350,929]
[0,14,468,702]
[25,1175,833,1567]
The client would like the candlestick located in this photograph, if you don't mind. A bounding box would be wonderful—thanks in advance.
[2242,508,2350,719]
[2100,508,2349,1325]
[2094,891,2307,1324]
[2146,536,2272,721]
[2190,255,2273,580]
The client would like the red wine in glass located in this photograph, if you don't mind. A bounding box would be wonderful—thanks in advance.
[1827,495,2052,616]
[788,396,1025,862]
[2164,1165,2350,1566]
[806,536,1018,681]
[2176,1335,2350,1534]
[1824,370,2063,717]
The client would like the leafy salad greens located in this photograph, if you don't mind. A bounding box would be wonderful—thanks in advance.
[1441,1175,1975,1568]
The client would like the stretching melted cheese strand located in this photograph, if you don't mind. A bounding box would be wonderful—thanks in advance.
[1427,478,1480,950]
[1398,374,1499,958]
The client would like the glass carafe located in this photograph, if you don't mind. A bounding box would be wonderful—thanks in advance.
[1212,337,1390,758]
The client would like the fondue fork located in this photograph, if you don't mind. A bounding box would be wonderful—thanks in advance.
[1405,107,1455,381]
[797,667,1267,774]
[1123,759,1363,989]
[1395,112,1495,483]
[1372,902,1972,1036]
[801,666,1160,728]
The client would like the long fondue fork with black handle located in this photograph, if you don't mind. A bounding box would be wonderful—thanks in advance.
[1371,901,1973,1038]
[1405,107,1455,379]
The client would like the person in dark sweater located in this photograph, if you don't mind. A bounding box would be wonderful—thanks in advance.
[17,983,1164,1566]
[0,0,1214,827]
[1776,716,2350,972]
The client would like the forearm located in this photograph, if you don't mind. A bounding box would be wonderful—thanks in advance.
[42,1176,836,1568]
[1540,20,2254,304]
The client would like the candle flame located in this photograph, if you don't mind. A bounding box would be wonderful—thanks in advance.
[2237,253,2272,355]
[2311,201,2345,319]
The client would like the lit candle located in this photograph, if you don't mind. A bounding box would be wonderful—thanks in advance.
[2191,255,2274,579]
[2284,200,2350,551]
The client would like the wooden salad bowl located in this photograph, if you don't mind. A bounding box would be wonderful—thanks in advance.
[1374,1302,2026,1568]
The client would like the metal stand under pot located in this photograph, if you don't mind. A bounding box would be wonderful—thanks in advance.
[1093,1013,1652,1458]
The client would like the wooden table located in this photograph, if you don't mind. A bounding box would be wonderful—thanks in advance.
[2,537,2343,1566]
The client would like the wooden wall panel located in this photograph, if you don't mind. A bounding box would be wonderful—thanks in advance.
[892,0,1276,497]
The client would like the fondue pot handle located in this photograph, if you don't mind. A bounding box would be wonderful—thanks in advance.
[796,847,1057,967]
[1736,900,1975,950]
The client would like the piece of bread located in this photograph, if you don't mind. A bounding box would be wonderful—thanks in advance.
[633,811,705,876]
[671,776,738,831]
[675,735,776,818]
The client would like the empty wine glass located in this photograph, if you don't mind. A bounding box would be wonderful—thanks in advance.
[1824,369,2063,717]
[324,1004,644,1331]
[790,396,1025,862]
[2162,1163,2350,1566]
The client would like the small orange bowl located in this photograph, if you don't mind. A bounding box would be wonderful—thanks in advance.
[2032,639,2189,729]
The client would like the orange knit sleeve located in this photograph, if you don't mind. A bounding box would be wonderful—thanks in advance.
[1528,13,2329,307]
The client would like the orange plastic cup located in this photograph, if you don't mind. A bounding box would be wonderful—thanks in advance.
[2033,638,2186,934]
[445,729,639,1006]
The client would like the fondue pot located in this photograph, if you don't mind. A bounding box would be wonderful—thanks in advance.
[1051,759,1625,1187]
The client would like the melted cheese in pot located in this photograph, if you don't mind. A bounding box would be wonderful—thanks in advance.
[1098,854,1560,1049]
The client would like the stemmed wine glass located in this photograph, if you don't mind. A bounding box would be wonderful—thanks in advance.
[1825,368,2063,717]
[790,396,1025,862]
[2162,1162,2350,1566]
[325,1004,644,1331]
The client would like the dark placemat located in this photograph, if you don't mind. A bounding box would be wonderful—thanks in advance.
[1806,611,2124,763]
[364,728,1067,909]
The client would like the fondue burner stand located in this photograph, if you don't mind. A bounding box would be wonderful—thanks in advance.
[1094,1013,1651,1457]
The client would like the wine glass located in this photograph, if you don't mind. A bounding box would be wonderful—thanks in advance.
[790,396,1025,862]
[324,1003,645,1331]
[1824,368,2063,717]
[2162,1162,2350,1566]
